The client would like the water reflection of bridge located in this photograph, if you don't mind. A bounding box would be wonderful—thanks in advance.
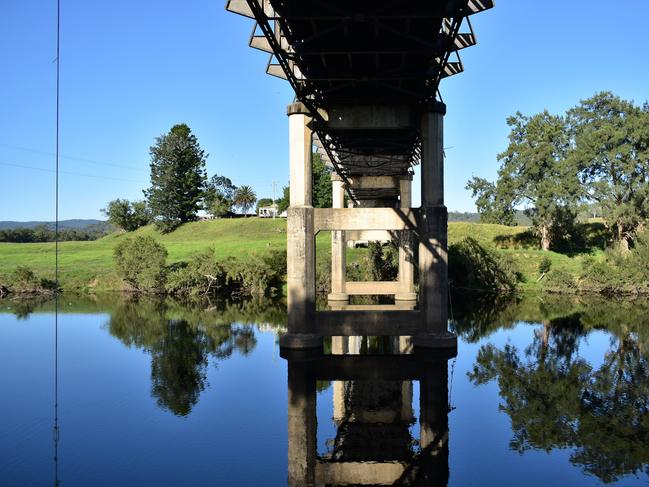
[282,338,453,486]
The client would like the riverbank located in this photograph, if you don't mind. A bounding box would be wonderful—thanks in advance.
[0,218,606,294]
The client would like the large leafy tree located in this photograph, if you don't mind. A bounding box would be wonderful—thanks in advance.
[102,199,151,232]
[567,92,649,250]
[497,111,580,251]
[233,185,257,217]
[144,124,207,233]
[204,174,237,218]
[465,177,516,225]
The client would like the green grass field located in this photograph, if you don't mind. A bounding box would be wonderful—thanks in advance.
[0,218,604,293]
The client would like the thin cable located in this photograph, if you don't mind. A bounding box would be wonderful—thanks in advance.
[53,0,60,485]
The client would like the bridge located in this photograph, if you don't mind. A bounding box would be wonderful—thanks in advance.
[226,0,494,349]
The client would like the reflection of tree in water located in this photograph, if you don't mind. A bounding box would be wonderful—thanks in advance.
[469,315,649,483]
[150,319,211,416]
[107,298,258,416]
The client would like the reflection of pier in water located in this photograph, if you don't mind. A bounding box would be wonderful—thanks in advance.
[283,337,453,486]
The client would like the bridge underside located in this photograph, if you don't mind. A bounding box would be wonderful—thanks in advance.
[226,0,494,348]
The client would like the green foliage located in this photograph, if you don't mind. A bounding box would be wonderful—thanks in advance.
[539,256,552,275]
[465,177,516,225]
[542,269,578,294]
[276,185,290,213]
[204,174,237,218]
[221,250,285,297]
[568,92,649,249]
[102,199,151,232]
[113,235,168,291]
[0,224,109,243]
[8,265,58,293]
[144,124,207,233]
[448,237,518,293]
[367,241,399,281]
[275,153,332,212]
[312,152,332,208]
[233,185,257,217]
[166,249,286,298]
[498,110,580,251]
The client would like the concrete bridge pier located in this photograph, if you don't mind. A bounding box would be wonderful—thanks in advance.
[328,173,349,303]
[396,175,417,303]
[414,102,456,349]
[282,102,322,350]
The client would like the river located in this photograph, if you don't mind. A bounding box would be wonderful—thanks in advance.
[1,294,648,486]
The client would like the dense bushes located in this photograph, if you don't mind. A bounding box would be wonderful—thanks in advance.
[448,237,519,293]
[114,236,168,291]
[1,265,58,294]
[113,236,286,297]
[543,231,649,295]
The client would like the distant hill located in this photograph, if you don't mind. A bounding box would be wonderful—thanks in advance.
[448,212,481,223]
[0,219,109,231]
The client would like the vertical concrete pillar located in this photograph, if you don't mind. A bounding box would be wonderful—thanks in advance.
[287,359,317,486]
[328,174,349,303]
[396,175,416,302]
[415,102,456,349]
[282,102,321,349]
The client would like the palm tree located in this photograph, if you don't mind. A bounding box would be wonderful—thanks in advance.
[234,185,257,217]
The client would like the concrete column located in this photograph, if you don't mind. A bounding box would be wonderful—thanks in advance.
[328,174,349,303]
[282,102,321,349]
[287,359,317,486]
[416,102,456,349]
[396,176,416,302]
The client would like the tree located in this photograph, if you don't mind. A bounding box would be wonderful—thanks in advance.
[144,124,207,233]
[276,185,290,213]
[233,185,257,217]
[204,174,237,218]
[497,111,580,251]
[312,152,333,208]
[102,199,151,232]
[465,177,516,225]
[567,92,649,250]
[275,152,333,213]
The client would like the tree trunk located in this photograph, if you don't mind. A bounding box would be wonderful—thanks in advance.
[540,224,551,251]
[617,222,629,252]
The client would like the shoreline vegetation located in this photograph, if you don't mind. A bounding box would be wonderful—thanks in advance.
[1,218,648,299]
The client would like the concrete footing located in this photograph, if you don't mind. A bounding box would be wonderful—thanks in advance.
[413,331,457,350]
[280,333,324,350]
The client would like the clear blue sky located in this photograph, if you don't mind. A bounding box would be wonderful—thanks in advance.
[1,0,648,221]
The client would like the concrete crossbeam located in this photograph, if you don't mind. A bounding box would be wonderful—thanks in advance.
[326,105,414,130]
[345,281,399,295]
[314,208,418,233]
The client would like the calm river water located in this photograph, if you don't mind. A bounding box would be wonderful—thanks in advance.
[1,294,648,486]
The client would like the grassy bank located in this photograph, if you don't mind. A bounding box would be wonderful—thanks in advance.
[0,218,604,293]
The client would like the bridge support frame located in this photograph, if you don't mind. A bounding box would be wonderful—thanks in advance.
[281,102,455,350]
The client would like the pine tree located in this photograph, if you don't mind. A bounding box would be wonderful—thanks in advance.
[144,124,207,233]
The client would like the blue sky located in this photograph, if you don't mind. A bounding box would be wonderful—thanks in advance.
[1,0,648,221]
